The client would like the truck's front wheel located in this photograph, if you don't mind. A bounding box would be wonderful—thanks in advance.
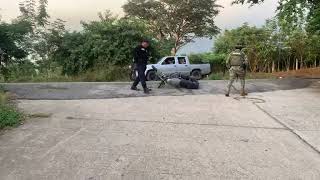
[191,70,202,80]
[146,70,157,81]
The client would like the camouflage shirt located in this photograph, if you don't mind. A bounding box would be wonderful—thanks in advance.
[226,49,248,69]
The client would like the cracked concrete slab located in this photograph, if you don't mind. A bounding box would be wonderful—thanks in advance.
[0,79,320,179]
[2,119,320,179]
[17,95,284,129]
[251,83,320,152]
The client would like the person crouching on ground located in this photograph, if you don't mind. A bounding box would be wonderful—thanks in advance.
[131,40,151,94]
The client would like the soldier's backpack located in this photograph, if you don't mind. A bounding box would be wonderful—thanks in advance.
[230,52,245,66]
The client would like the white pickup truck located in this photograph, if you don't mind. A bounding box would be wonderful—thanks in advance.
[144,56,211,81]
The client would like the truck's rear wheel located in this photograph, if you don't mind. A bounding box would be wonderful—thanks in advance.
[146,70,157,81]
[191,70,202,80]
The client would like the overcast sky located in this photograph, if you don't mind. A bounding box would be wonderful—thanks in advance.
[0,0,278,54]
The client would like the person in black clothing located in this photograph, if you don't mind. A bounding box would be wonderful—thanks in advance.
[131,40,151,94]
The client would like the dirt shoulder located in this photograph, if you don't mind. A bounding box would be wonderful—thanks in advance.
[273,68,320,79]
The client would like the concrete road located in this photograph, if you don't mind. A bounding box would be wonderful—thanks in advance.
[0,79,320,179]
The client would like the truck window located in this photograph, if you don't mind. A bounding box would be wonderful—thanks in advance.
[178,57,187,64]
[162,57,175,65]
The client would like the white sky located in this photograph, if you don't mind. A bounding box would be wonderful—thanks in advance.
[0,0,278,53]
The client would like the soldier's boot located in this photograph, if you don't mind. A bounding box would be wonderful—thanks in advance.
[240,79,247,96]
[225,86,231,97]
[226,78,235,97]
[131,86,140,91]
[240,91,248,96]
[143,87,150,94]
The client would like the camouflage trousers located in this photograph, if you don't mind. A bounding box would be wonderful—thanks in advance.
[227,66,246,95]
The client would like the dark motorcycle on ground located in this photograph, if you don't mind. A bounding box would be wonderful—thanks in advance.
[151,65,199,89]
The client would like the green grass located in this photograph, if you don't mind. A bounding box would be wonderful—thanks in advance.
[0,90,23,130]
[0,84,5,92]
[0,85,8,105]
[246,72,276,79]
[208,73,229,80]
[0,104,22,129]
[1,66,130,83]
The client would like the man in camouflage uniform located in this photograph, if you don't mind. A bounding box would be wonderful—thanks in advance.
[225,45,248,97]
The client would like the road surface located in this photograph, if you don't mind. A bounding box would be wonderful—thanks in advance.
[2,78,314,100]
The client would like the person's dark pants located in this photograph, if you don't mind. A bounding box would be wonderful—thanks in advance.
[132,64,147,89]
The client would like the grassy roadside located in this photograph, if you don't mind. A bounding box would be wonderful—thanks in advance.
[2,68,318,83]
[0,85,23,130]
[273,68,320,79]
[208,68,320,80]
[0,66,130,83]
[207,72,276,80]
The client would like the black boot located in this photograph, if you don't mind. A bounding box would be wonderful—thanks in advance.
[131,86,140,91]
[143,88,150,94]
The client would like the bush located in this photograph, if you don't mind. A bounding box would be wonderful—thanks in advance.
[208,72,277,80]
[209,73,228,80]
[1,65,131,83]
[0,104,22,129]
[53,18,165,76]
[80,66,130,82]
[0,92,8,105]
[0,86,8,105]
[0,84,5,93]
[189,52,227,73]
[0,92,22,130]
[246,72,276,79]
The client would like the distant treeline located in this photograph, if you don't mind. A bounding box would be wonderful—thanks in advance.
[0,0,319,82]
[190,21,320,74]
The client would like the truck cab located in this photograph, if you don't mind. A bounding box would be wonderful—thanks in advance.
[143,56,211,81]
[150,56,192,76]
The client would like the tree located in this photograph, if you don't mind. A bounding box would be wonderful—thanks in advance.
[232,0,320,72]
[6,60,38,81]
[286,30,307,70]
[189,53,227,72]
[307,2,320,34]
[216,24,264,70]
[0,21,32,81]
[214,22,287,73]
[18,0,36,23]
[52,17,164,76]
[232,0,264,5]
[233,0,319,34]
[16,0,66,78]
[123,0,221,55]
[33,18,66,77]
[306,34,320,67]
[37,0,50,27]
